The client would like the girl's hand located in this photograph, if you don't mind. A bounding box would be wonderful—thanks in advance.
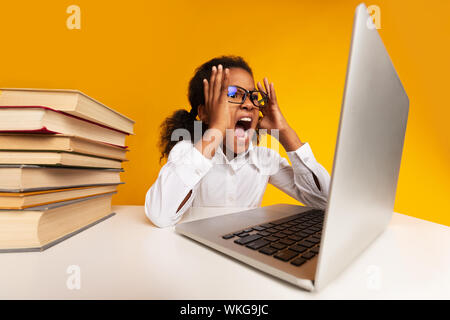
[257,77,304,151]
[257,78,290,133]
[203,64,235,135]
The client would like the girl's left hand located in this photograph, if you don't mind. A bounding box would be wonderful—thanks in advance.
[257,78,290,133]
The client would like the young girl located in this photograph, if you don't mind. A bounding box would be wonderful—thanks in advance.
[145,56,330,228]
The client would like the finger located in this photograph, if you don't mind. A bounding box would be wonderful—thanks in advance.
[263,77,271,100]
[260,105,268,116]
[209,65,217,107]
[257,81,266,94]
[220,68,230,99]
[213,64,223,102]
[257,81,269,109]
[203,78,209,110]
[270,82,278,104]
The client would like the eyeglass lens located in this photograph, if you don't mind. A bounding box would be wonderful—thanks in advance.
[227,86,267,107]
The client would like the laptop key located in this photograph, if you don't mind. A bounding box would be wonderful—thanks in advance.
[257,231,271,237]
[265,228,279,234]
[311,247,320,254]
[300,222,313,227]
[234,234,262,245]
[222,234,234,239]
[298,240,315,248]
[302,251,316,259]
[264,236,279,242]
[260,223,276,228]
[295,231,310,238]
[270,242,287,250]
[246,239,270,250]
[285,221,298,226]
[279,238,295,246]
[288,235,302,241]
[259,246,278,255]
[274,249,298,262]
[252,226,266,231]
[289,244,308,253]
[273,232,288,239]
[306,237,320,244]
[291,257,307,266]
[236,232,250,237]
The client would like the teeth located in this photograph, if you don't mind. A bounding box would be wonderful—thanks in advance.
[239,117,252,122]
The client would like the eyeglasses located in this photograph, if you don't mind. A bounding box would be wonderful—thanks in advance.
[227,85,268,108]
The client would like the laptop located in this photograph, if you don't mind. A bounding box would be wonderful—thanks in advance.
[175,3,409,291]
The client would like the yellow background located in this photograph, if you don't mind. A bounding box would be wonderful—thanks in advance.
[0,0,449,226]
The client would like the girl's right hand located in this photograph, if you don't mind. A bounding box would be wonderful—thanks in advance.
[203,64,235,136]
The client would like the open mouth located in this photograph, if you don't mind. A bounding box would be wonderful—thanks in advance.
[234,116,252,139]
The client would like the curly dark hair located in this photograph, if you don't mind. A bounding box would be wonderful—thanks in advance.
[159,55,254,161]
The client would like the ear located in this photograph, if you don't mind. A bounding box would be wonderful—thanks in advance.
[197,104,208,123]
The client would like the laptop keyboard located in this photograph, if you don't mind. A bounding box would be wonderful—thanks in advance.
[222,209,324,267]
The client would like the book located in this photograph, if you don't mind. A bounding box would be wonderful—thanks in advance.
[0,150,123,168]
[0,165,122,192]
[0,134,128,161]
[0,88,134,134]
[0,185,118,209]
[0,193,115,252]
[0,107,127,147]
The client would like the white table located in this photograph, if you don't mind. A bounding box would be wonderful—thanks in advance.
[0,205,449,299]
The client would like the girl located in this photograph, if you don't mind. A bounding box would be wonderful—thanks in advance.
[145,56,330,228]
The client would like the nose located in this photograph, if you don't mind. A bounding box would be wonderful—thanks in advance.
[240,94,255,110]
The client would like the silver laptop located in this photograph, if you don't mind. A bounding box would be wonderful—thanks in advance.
[175,3,409,291]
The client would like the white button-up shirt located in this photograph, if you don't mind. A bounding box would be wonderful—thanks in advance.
[145,140,330,228]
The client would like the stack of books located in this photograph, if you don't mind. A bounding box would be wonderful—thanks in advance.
[0,88,134,252]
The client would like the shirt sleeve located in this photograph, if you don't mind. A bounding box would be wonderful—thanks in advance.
[268,143,330,209]
[144,140,213,228]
